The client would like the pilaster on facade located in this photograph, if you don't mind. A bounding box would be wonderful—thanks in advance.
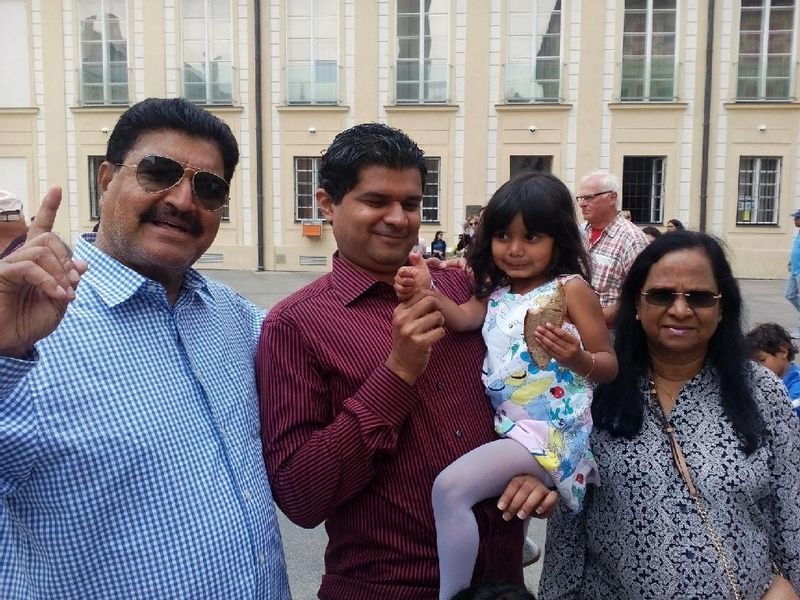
[564,0,582,190]
[269,0,283,248]
[599,0,616,172]
[711,0,734,236]
[32,0,47,210]
[377,0,389,121]
[133,0,144,103]
[164,0,177,97]
[452,0,467,219]
[678,2,699,226]
[236,0,252,246]
[484,0,501,204]
[61,2,80,242]
[344,0,355,128]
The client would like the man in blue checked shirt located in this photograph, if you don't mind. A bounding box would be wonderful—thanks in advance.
[0,98,290,598]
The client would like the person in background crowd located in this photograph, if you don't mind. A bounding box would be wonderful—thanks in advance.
[0,98,290,599]
[640,226,662,244]
[747,322,800,418]
[431,230,447,259]
[0,190,28,258]
[666,218,685,232]
[258,123,555,600]
[785,209,800,338]
[576,170,648,328]
[541,230,800,599]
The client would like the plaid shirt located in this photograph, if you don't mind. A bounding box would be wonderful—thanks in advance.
[582,213,648,309]
[0,234,290,599]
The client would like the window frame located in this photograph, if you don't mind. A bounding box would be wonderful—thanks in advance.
[619,0,678,102]
[180,0,234,105]
[294,156,324,222]
[736,0,797,101]
[395,0,449,104]
[504,0,563,103]
[621,155,666,224]
[78,0,130,106]
[736,156,781,225]
[421,156,441,223]
[286,0,339,105]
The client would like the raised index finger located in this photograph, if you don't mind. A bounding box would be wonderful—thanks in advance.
[26,186,62,241]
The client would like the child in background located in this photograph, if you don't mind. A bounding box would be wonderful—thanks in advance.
[395,172,617,600]
[746,322,800,417]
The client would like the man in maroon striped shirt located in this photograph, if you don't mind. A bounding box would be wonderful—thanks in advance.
[257,123,556,600]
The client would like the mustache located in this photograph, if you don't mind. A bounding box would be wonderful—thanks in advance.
[140,203,204,236]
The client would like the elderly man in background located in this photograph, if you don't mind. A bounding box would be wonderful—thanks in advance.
[0,190,27,258]
[576,170,647,328]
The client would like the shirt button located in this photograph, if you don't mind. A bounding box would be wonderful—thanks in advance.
[243,489,253,501]
[454,429,463,438]
[436,381,446,391]
[258,553,266,565]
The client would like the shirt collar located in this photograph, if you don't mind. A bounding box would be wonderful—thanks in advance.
[75,233,210,307]
[330,252,394,305]
[584,212,625,238]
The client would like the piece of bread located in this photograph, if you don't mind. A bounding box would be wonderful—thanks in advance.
[523,284,567,369]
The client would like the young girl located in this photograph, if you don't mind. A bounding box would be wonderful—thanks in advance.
[395,172,617,600]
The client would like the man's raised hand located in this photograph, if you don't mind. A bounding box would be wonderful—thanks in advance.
[0,186,87,357]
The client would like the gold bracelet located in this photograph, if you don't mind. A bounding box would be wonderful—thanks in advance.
[582,352,596,379]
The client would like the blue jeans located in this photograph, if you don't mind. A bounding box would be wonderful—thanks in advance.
[786,273,800,313]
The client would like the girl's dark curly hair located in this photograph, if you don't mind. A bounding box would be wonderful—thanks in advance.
[468,172,591,298]
[591,230,766,454]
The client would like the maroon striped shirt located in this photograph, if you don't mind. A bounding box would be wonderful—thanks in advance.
[257,254,523,600]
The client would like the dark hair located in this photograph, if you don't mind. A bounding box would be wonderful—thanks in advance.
[641,225,662,239]
[667,218,685,230]
[435,230,444,239]
[746,323,797,361]
[592,230,766,454]
[468,172,591,298]
[450,582,536,600]
[105,97,240,182]
[318,122,427,203]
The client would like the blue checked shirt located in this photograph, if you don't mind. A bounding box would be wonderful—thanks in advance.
[0,234,291,599]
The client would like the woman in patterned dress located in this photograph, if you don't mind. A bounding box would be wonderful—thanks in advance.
[540,231,800,599]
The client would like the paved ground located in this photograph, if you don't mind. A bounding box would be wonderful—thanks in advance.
[200,267,796,599]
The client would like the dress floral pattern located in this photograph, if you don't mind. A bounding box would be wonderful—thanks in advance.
[539,363,800,599]
[481,277,598,512]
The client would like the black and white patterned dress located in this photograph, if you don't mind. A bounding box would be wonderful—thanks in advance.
[539,363,800,599]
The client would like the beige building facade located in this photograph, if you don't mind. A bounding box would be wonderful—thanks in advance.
[1,0,799,277]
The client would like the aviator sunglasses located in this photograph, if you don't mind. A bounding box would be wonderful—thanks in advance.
[117,154,230,211]
[641,288,722,309]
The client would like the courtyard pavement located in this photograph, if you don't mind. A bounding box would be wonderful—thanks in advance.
[199,266,796,599]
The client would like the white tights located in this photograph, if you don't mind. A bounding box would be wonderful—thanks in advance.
[432,438,552,600]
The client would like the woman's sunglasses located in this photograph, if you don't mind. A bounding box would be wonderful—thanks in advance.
[117,154,229,212]
[641,288,722,309]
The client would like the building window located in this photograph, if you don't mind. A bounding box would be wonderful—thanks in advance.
[622,156,665,223]
[396,0,448,104]
[182,0,233,104]
[0,0,31,107]
[88,155,104,221]
[286,0,338,104]
[620,0,677,101]
[737,0,795,101]
[510,155,553,177]
[79,0,129,105]
[737,156,781,224]
[294,157,323,222]
[505,0,561,102]
[422,157,440,223]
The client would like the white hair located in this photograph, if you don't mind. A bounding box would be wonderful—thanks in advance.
[581,170,621,208]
